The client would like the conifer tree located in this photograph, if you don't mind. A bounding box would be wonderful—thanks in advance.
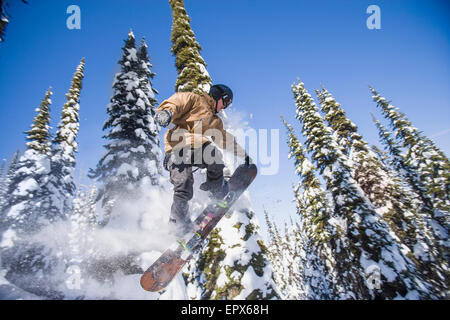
[371,115,424,207]
[72,185,99,232]
[0,87,55,234]
[282,117,335,299]
[185,206,279,300]
[0,158,6,212]
[137,37,160,107]
[317,88,447,296]
[136,37,164,184]
[85,34,163,282]
[264,212,294,298]
[370,87,450,214]
[0,90,61,298]
[0,158,4,175]
[89,32,163,224]
[24,88,52,154]
[292,79,433,299]
[0,0,7,42]
[370,113,423,205]
[66,184,98,290]
[263,210,280,271]
[168,0,278,300]
[317,88,419,248]
[371,143,392,168]
[371,91,450,263]
[0,151,19,213]
[372,116,449,295]
[44,59,85,221]
[169,0,212,94]
[0,0,27,43]
[283,221,304,299]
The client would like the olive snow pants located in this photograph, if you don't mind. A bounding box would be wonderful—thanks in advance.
[165,143,225,224]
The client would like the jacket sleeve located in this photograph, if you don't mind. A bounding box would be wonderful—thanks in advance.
[156,92,196,123]
[210,117,247,158]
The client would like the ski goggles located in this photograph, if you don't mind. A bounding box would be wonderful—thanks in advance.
[222,94,232,109]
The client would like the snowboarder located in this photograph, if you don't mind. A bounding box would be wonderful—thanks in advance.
[155,84,250,236]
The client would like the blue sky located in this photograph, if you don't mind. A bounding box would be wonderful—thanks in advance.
[0,0,449,232]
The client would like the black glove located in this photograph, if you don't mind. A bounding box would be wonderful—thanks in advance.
[244,154,253,166]
[155,110,172,127]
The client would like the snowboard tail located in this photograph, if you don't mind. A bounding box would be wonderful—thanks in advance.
[140,163,257,292]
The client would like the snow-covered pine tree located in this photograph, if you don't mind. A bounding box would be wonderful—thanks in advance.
[3,65,87,299]
[317,90,420,246]
[371,114,433,220]
[168,0,278,300]
[0,152,18,218]
[8,86,53,229]
[0,158,4,179]
[65,184,98,298]
[264,212,303,299]
[283,220,305,299]
[6,151,19,175]
[0,158,6,212]
[372,115,449,296]
[0,88,54,234]
[0,0,7,42]
[370,144,391,169]
[45,59,85,221]
[281,117,335,299]
[89,31,162,225]
[371,89,450,273]
[185,205,279,300]
[25,87,52,154]
[371,115,417,193]
[292,78,433,299]
[0,152,17,242]
[370,86,450,214]
[137,38,159,118]
[136,37,164,185]
[317,88,447,297]
[193,123,279,299]
[314,87,357,157]
[371,115,402,166]
[0,89,61,298]
[72,185,98,229]
[0,0,28,42]
[263,210,284,287]
[169,0,211,94]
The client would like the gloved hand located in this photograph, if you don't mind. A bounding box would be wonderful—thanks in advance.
[155,110,172,127]
[244,154,254,166]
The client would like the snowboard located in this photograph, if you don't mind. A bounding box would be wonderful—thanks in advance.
[140,162,257,292]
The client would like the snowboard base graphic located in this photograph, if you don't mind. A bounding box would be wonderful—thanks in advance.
[140,163,257,292]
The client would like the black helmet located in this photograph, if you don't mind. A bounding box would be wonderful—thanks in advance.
[209,84,233,108]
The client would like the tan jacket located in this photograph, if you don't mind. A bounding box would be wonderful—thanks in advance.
[156,92,246,158]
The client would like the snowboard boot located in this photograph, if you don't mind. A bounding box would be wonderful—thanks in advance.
[199,178,229,200]
[169,217,195,238]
